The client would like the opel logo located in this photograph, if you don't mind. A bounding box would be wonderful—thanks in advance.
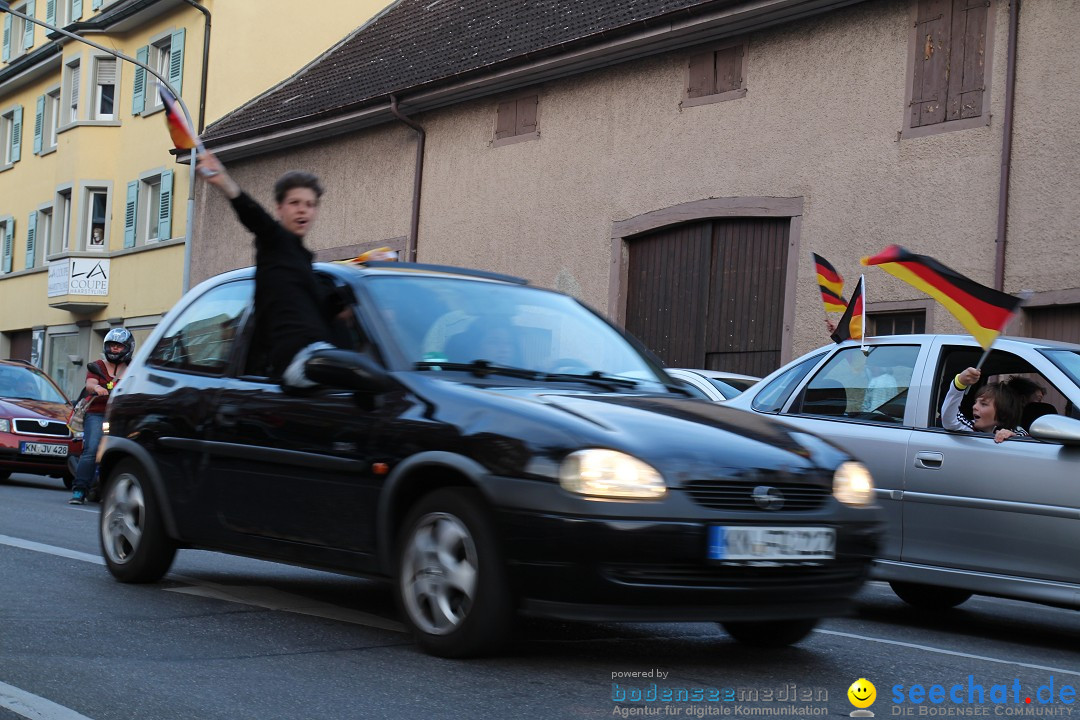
[38,420,49,427]
[752,485,785,510]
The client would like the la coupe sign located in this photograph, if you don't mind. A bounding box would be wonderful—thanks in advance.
[48,258,111,297]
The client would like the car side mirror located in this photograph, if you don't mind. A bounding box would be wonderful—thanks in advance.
[1028,414,1080,446]
[303,348,390,392]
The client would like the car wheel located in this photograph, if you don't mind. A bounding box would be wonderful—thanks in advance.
[889,581,972,610]
[720,619,819,647]
[99,460,176,583]
[395,488,514,658]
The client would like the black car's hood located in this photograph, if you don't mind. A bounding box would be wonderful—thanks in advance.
[403,374,849,482]
[0,397,71,422]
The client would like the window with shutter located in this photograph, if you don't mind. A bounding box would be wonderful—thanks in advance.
[66,60,81,124]
[132,46,148,115]
[493,94,539,146]
[25,211,37,270]
[23,0,35,50]
[93,58,117,120]
[683,39,748,107]
[1,218,14,274]
[33,94,44,155]
[905,0,992,136]
[0,106,20,166]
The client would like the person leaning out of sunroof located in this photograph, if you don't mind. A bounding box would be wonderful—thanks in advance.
[941,367,1029,443]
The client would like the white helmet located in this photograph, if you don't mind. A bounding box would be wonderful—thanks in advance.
[103,328,135,364]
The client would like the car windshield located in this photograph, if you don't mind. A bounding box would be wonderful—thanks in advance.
[708,377,755,398]
[0,366,68,403]
[1042,349,1080,390]
[363,275,669,388]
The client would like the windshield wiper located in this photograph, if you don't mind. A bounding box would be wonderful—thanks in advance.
[540,371,640,391]
[414,360,540,380]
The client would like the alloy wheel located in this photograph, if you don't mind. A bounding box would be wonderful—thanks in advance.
[101,472,145,565]
[399,511,479,636]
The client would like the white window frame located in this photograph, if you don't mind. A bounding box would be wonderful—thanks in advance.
[53,186,73,255]
[6,3,28,61]
[43,87,60,151]
[34,204,53,269]
[61,58,81,127]
[0,107,16,168]
[80,183,111,251]
[139,174,162,244]
[147,36,172,112]
[91,56,118,121]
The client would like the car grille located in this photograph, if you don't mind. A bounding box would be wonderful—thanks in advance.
[605,562,866,589]
[13,418,71,438]
[683,480,830,511]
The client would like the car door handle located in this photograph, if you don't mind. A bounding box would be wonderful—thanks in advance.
[914,451,944,469]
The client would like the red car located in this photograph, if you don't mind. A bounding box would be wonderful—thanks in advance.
[0,359,82,488]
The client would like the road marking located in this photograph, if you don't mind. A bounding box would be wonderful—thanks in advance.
[0,680,96,720]
[817,629,1080,678]
[0,534,404,633]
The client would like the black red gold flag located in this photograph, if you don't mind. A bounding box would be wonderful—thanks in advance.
[830,275,864,344]
[813,253,848,312]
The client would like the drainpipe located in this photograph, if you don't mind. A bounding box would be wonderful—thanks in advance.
[389,94,425,262]
[178,0,211,133]
[994,0,1020,291]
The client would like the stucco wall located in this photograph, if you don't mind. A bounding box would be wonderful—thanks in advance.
[194,0,1079,363]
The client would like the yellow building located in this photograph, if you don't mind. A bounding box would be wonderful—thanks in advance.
[1,0,388,398]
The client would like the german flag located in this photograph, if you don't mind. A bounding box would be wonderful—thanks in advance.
[862,245,1022,350]
[813,253,848,312]
[158,81,201,152]
[830,275,864,343]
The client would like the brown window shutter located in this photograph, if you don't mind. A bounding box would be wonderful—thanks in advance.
[947,0,988,121]
[516,95,538,135]
[495,100,517,140]
[715,45,743,94]
[911,0,953,128]
[687,51,716,98]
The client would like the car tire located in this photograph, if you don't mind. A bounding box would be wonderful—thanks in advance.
[99,459,177,583]
[889,581,972,610]
[395,488,514,658]
[720,618,819,647]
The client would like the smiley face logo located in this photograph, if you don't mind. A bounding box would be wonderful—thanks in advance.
[848,678,876,709]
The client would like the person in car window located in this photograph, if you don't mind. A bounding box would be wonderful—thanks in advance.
[70,328,133,505]
[196,151,357,388]
[941,367,1028,443]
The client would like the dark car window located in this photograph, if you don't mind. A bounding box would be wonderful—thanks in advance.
[147,280,254,375]
[707,378,753,399]
[792,345,919,424]
[751,352,826,413]
[0,365,68,403]
[363,275,669,388]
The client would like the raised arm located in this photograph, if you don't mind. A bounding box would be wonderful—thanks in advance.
[941,367,979,432]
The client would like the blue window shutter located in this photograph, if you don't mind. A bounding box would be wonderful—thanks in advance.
[169,28,185,95]
[2,221,13,274]
[46,0,56,26]
[2,15,11,63]
[92,0,102,8]
[33,95,44,155]
[124,180,138,248]
[132,46,148,115]
[72,0,83,21]
[23,0,35,49]
[157,170,173,240]
[25,211,37,270]
[10,106,22,163]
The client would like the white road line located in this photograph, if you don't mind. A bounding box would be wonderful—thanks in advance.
[0,680,96,720]
[816,629,1080,677]
[0,534,403,632]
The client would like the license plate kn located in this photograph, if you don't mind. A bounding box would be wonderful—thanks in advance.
[707,526,835,561]
[19,442,68,457]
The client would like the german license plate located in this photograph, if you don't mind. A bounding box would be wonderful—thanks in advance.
[707,526,835,561]
[20,442,68,457]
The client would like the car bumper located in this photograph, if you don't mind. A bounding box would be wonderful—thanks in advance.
[489,490,881,622]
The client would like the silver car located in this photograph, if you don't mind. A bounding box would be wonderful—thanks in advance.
[666,368,761,401]
[725,334,1080,611]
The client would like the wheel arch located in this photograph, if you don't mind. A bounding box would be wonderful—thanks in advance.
[376,451,491,573]
[98,437,181,540]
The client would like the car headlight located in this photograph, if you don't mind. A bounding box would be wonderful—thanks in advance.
[0,419,9,433]
[559,449,666,500]
[833,461,875,506]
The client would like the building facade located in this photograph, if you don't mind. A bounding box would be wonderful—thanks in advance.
[0,0,388,398]
[191,0,1080,378]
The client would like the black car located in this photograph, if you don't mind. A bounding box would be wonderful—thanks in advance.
[98,262,882,657]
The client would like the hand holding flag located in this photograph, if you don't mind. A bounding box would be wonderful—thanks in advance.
[861,245,1022,351]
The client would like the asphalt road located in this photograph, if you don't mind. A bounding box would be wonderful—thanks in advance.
[2,472,1077,720]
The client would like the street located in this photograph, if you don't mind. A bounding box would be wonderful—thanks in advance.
[2,472,1077,720]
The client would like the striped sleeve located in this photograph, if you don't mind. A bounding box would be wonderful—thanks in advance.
[941,380,974,432]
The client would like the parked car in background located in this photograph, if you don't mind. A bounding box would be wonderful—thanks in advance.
[0,359,81,488]
[725,335,1080,612]
[96,262,883,657]
[667,368,760,401]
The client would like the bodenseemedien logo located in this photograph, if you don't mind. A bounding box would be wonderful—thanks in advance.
[848,678,877,717]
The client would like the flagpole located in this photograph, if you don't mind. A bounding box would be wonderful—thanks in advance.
[1,0,198,292]
[859,274,867,354]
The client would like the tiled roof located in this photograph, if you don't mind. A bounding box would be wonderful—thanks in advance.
[202,0,735,143]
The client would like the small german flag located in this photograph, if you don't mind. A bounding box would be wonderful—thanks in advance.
[813,253,848,312]
[830,275,864,344]
[862,245,1022,350]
